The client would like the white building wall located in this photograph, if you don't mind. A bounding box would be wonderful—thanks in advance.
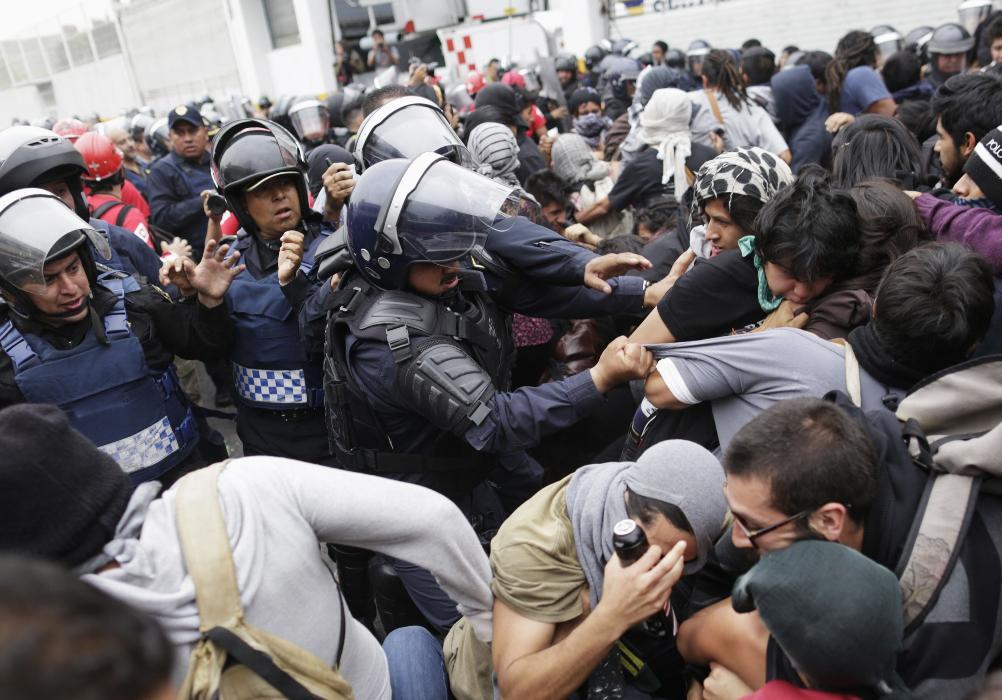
[609,0,959,54]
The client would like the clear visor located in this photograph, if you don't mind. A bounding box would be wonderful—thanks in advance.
[360,106,475,170]
[391,159,519,264]
[0,190,110,291]
[874,34,904,57]
[290,106,330,142]
[959,6,991,33]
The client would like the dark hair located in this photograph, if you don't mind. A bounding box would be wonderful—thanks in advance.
[0,555,173,700]
[625,487,694,533]
[881,50,921,94]
[597,234,645,256]
[841,179,927,294]
[873,242,996,374]
[371,29,384,38]
[895,100,937,143]
[362,84,408,117]
[782,45,800,55]
[930,72,1002,153]
[702,49,750,110]
[636,198,679,235]
[654,40,668,53]
[84,167,124,194]
[741,47,776,86]
[797,50,833,84]
[724,398,879,524]
[742,38,763,50]
[831,115,925,188]
[755,167,861,284]
[525,170,569,208]
[696,192,764,236]
[825,30,879,113]
[989,15,1002,42]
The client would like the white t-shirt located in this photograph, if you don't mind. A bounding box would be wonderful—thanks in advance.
[689,89,789,156]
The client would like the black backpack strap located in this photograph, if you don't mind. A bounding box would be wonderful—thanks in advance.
[92,200,121,220]
[205,627,319,700]
[115,203,135,227]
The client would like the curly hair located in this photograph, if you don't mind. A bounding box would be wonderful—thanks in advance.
[825,30,879,113]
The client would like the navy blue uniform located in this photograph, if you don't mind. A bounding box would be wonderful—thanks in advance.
[90,218,163,285]
[147,151,214,253]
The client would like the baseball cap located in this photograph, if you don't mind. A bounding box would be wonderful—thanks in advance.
[167,104,205,131]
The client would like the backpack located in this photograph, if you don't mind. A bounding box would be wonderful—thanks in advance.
[175,462,355,700]
[840,348,1002,632]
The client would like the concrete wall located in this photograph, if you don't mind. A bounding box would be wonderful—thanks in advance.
[611,0,959,54]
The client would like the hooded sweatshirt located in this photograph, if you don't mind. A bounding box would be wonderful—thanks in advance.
[770,65,831,174]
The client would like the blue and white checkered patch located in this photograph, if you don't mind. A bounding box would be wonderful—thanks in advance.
[233,363,308,405]
[99,416,180,473]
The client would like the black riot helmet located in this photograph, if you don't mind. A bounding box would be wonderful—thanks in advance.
[584,45,608,71]
[144,117,169,159]
[665,47,687,69]
[0,126,90,220]
[352,95,475,174]
[269,95,297,132]
[928,22,976,55]
[611,38,639,56]
[871,25,905,59]
[210,118,310,237]
[555,53,578,73]
[905,25,935,62]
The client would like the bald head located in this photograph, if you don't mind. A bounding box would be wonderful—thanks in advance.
[107,127,137,163]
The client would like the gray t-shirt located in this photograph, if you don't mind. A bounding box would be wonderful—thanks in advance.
[689,89,788,155]
[650,328,902,448]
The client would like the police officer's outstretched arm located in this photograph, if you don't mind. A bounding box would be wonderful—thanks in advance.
[397,336,653,453]
[151,238,243,359]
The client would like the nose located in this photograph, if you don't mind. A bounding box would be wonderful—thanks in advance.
[730,521,751,549]
[54,272,81,297]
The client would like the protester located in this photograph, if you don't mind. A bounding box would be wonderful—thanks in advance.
[929,72,1002,187]
[831,115,926,188]
[824,30,897,117]
[770,64,831,172]
[551,133,633,238]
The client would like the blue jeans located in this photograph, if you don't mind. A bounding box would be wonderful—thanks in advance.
[382,626,449,700]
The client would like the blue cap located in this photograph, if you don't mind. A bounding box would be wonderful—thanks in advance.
[167,104,205,131]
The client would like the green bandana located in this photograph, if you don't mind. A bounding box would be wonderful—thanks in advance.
[738,235,782,312]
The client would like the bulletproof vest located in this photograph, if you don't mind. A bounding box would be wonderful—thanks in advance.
[0,272,198,483]
[323,271,513,477]
[225,228,329,411]
[88,218,132,276]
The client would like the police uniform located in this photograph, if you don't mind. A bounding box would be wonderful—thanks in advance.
[146,105,215,254]
[0,271,232,485]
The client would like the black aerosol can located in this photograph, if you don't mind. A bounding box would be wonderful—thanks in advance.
[612,520,672,638]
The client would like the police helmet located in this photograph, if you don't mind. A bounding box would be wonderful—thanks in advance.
[270,94,297,132]
[584,45,608,71]
[129,113,154,143]
[665,48,687,69]
[345,156,519,291]
[352,96,475,174]
[144,117,169,160]
[687,39,712,57]
[555,53,578,74]
[870,25,904,57]
[0,126,90,220]
[288,99,331,146]
[0,188,111,315]
[958,0,993,34]
[210,118,310,238]
[927,22,975,55]
[611,38,639,56]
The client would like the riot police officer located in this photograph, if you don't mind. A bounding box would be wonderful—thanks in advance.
[182,118,342,463]
[320,155,664,631]
[926,22,976,88]
[0,189,239,484]
[288,98,333,156]
[0,125,163,284]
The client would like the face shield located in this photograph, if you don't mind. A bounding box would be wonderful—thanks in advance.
[377,153,519,265]
[958,0,992,34]
[289,102,331,143]
[0,188,110,292]
[354,96,475,172]
[873,32,904,63]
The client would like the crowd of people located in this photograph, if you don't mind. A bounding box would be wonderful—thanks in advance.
[2,3,1002,699]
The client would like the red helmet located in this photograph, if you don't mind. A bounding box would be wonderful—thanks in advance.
[74,132,124,182]
[465,70,486,96]
[52,118,88,143]
[501,71,526,89]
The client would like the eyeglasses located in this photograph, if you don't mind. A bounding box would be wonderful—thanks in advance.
[732,509,813,543]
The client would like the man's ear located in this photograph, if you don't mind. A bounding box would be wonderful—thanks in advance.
[961,131,978,158]
[810,502,849,542]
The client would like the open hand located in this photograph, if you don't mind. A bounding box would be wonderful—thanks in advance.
[186,238,245,307]
[584,252,652,294]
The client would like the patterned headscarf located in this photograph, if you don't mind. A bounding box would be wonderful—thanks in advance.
[691,148,794,312]
[690,147,794,224]
[467,122,521,188]
[552,133,609,186]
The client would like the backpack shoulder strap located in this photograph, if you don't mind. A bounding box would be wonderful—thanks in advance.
[92,200,121,221]
[174,460,243,629]
[115,204,135,228]
[704,90,725,125]
[843,340,863,408]
[896,471,980,632]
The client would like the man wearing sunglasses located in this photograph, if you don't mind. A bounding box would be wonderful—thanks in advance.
[676,397,1002,700]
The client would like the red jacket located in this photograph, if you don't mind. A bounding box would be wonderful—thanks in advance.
[88,193,155,250]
